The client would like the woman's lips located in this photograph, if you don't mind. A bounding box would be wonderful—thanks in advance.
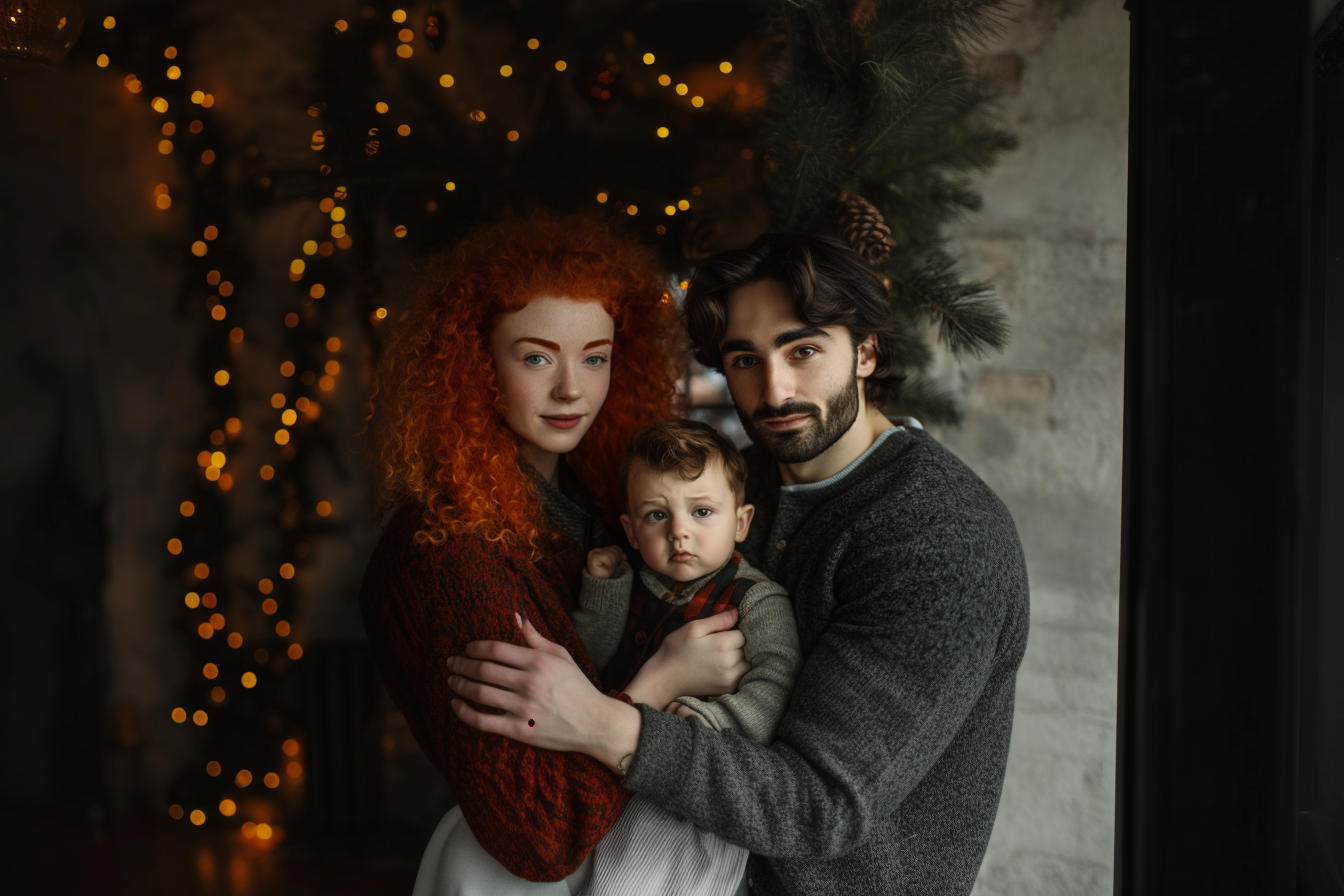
[541,414,584,430]
[763,414,810,431]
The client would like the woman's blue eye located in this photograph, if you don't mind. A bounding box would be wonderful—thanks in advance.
[524,354,547,366]
[692,508,713,518]
[584,355,608,367]
[647,510,667,522]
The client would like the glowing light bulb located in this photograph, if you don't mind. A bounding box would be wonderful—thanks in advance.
[643,53,655,64]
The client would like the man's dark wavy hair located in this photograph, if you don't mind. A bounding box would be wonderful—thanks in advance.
[683,232,904,407]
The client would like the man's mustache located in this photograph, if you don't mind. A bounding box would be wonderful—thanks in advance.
[752,400,821,423]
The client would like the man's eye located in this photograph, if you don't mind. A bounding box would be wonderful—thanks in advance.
[794,346,817,359]
[692,508,713,518]
[730,356,757,369]
[647,510,667,522]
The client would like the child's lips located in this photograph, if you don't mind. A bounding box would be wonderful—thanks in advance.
[670,551,694,562]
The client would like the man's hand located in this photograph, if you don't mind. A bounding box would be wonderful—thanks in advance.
[446,614,641,772]
[625,609,751,710]
[586,545,626,579]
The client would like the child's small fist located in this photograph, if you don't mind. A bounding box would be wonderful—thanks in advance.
[586,545,625,579]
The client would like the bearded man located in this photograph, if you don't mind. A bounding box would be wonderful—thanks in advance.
[445,232,1031,896]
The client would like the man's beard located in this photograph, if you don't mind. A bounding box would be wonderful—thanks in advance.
[736,366,861,464]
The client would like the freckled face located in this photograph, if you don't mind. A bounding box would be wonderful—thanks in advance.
[488,297,616,457]
[620,461,754,582]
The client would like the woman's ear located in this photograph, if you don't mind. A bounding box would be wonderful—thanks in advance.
[734,503,755,543]
[620,513,636,547]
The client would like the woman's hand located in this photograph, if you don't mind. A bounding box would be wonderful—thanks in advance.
[446,614,641,771]
[625,608,751,710]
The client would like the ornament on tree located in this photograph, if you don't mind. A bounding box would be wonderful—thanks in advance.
[424,5,448,53]
[837,192,896,266]
[575,59,619,115]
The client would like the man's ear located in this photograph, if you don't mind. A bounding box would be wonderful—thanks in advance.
[856,333,879,379]
[734,503,756,543]
[620,513,636,547]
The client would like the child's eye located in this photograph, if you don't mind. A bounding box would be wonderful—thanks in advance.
[646,510,667,522]
[692,508,713,518]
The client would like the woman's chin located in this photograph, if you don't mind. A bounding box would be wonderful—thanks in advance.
[528,427,592,457]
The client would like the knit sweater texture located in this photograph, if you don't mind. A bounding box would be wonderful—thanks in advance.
[358,463,628,882]
[571,555,802,745]
[622,425,1030,896]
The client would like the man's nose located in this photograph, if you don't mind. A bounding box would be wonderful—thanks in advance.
[760,358,795,410]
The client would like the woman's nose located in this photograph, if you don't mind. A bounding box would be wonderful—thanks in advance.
[552,364,582,400]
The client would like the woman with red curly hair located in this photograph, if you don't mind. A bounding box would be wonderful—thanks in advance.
[359,217,746,894]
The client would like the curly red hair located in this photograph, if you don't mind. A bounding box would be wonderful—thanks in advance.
[368,216,684,552]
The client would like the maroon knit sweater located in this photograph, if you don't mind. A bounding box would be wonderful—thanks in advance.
[359,505,629,881]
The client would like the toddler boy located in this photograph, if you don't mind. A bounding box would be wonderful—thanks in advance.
[570,419,802,896]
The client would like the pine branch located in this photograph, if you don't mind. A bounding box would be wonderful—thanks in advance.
[886,374,962,425]
[888,246,1010,358]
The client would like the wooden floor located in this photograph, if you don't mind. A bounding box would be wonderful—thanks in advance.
[3,820,420,895]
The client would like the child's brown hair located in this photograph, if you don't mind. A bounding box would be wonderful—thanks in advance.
[619,419,748,506]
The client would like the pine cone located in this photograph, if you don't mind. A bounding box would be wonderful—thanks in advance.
[837,193,896,266]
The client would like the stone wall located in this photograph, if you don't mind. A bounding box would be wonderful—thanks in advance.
[934,2,1131,892]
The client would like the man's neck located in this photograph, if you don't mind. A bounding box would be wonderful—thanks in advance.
[777,406,894,487]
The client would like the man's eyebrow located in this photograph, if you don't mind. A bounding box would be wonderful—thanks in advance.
[720,338,757,355]
[583,339,613,350]
[775,326,830,348]
[515,337,561,350]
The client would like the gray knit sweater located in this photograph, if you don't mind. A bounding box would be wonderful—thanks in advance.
[622,424,1030,896]
[571,556,802,744]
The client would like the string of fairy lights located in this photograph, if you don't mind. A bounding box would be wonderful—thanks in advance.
[87,1,756,845]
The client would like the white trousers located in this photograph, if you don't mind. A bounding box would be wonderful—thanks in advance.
[587,794,749,896]
[413,798,749,896]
